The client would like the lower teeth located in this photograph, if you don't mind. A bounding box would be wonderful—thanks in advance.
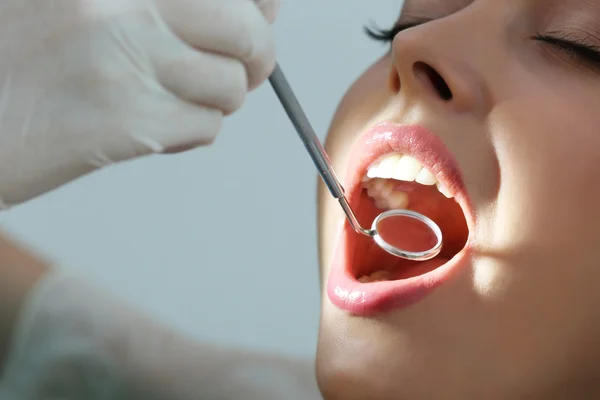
[358,269,392,283]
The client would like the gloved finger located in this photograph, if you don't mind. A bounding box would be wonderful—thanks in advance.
[155,0,276,90]
[152,37,248,115]
[253,0,281,24]
[126,89,224,154]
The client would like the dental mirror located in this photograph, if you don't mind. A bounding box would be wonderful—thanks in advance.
[269,64,443,261]
[371,209,442,260]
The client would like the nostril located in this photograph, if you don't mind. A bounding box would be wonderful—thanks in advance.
[413,62,453,101]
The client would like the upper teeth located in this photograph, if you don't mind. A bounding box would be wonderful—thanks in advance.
[363,152,453,209]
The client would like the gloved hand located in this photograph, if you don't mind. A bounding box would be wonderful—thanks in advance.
[0,0,279,208]
[0,271,321,400]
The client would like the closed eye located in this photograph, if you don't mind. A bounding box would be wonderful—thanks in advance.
[534,33,600,66]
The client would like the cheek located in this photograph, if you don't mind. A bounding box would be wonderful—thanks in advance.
[489,89,600,250]
[481,93,600,374]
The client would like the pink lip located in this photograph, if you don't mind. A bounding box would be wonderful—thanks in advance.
[326,122,475,316]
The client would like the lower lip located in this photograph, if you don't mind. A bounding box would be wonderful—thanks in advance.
[327,227,471,315]
[326,123,472,315]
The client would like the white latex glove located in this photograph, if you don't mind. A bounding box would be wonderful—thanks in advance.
[0,270,321,400]
[0,0,279,208]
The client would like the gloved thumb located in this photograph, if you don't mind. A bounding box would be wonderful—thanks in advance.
[253,0,280,24]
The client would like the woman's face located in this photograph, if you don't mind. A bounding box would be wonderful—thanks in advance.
[317,0,600,398]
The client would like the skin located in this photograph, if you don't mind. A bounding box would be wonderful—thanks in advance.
[3,0,600,398]
[0,234,47,371]
[317,0,600,398]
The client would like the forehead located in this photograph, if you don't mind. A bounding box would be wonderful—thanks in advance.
[401,0,600,17]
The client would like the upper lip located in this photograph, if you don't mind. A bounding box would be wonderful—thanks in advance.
[345,122,473,218]
[326,121,475,315]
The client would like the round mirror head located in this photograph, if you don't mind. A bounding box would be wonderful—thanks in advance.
[371,209,443,261]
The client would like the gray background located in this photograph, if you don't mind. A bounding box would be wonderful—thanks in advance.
[0,1,400,360]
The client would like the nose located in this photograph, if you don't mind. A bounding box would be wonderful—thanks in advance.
[389,22,488,115]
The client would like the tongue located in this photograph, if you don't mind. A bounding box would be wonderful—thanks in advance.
[376,214,439,253]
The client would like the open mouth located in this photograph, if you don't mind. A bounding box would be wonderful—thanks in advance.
[327,122,474,315]
[356,154,468,282]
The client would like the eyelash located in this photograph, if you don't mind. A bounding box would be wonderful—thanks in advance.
[365,23,600,67]
[364,23,419,43]
[533,33,600,66]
